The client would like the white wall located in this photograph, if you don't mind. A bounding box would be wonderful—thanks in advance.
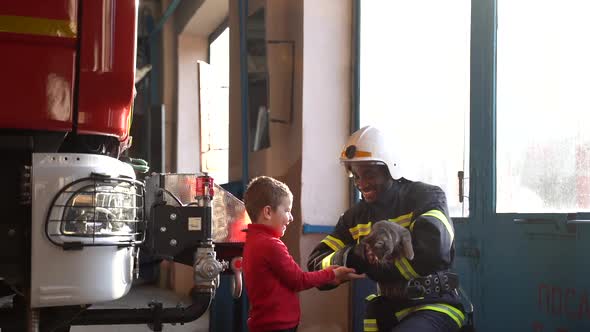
[176,34,208,173]
[299,1,353,331]
[301,0,352,226]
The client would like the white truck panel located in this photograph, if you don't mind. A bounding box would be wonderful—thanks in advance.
[30,153,136,308]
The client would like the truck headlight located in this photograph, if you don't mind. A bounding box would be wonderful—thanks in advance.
[46,175,145,248]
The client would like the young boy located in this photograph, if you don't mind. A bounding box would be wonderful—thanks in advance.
[243,176,364,332]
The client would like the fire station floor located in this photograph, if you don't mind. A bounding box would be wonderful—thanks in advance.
[71,284,209,332]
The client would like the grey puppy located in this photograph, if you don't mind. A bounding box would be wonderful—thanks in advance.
[358,220,414,263]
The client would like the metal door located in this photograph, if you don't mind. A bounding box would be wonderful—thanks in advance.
[467,1,590,330]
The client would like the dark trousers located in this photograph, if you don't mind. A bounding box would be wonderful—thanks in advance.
[365,296,461,332]
[388,310,460,332]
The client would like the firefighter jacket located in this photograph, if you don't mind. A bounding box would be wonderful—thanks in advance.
[307,178,464,322]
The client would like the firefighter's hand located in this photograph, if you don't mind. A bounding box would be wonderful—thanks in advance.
[330,266,366,285]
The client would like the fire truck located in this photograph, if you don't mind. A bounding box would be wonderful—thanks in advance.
[0,1,246,331]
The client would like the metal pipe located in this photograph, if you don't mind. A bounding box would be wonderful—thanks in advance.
[0,289,212,329]
[70,288,212,326]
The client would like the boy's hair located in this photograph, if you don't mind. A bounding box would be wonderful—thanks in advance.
[244,176,293,222]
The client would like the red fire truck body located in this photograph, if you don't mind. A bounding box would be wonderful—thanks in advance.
[1,1,135,141]
[0,2,243,331]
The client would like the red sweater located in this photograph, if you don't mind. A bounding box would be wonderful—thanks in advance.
[243,224,335,332]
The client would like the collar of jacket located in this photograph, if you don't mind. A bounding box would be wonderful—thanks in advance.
[369,177,410,208]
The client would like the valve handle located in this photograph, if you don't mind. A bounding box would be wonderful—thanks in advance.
[230,257,243,299]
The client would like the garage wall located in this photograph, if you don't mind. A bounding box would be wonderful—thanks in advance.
[165,0,354,329]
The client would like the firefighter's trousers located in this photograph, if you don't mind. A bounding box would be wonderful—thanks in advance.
[364,295,461,332]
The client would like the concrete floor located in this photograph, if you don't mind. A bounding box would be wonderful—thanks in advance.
[70,285,209,332]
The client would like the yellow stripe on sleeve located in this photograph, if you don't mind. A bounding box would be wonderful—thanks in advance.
[411,209,454,241]
[394,257,420,280]
[321,252,336,269]
[321,235,345,251]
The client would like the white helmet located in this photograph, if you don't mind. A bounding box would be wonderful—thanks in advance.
[339,125,402,179]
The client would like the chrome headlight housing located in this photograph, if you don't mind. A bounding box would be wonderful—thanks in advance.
[46,174,145,248]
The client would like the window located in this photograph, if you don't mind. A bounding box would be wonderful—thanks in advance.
[359,0,471,217]
[496,0,590,213]
[200,27,230,184]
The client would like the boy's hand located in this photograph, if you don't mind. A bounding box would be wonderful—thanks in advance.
[330,266,366,285]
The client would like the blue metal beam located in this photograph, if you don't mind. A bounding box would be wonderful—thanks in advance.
[238,0,249,189]
[149,0,183,40]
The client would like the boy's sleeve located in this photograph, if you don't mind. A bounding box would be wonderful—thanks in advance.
[266,238,335,292]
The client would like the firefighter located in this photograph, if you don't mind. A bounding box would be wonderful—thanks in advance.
[307,126,466,332]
